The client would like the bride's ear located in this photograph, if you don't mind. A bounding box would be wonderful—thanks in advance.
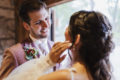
[74,34,80,46]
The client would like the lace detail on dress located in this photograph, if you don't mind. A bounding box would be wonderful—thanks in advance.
[4,55,55,80]
[68,68,77,80]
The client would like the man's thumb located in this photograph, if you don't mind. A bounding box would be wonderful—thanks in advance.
[58,55,66,63]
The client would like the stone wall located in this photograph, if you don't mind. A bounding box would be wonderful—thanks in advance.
[0,0,15,56]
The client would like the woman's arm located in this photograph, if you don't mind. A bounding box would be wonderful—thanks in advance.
[37,69,71,80]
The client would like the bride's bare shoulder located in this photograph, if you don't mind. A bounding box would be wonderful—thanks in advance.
[37,69,72,80]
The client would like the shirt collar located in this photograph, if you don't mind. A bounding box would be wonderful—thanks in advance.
[29,34,47,45]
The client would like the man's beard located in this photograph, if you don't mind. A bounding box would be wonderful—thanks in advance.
[31,29,48,39]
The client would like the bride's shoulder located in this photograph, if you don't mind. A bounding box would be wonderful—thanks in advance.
[67,67,90,80]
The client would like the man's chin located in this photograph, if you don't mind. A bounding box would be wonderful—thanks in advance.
[35,33,48,38]
[38,34,48,38]
[40,36,47,38]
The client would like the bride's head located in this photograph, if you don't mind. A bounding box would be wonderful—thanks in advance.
[65,10,113,80]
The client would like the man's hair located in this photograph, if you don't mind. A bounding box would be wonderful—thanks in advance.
[19,0,47,24]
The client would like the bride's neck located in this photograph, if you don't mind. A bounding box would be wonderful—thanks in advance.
[72,62,92,80]
[72,62,86,73]
[71,50,92,80]
[71,50,87,72]
[71,50,84,64]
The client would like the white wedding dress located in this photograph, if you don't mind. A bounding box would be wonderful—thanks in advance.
[4,56,55,80]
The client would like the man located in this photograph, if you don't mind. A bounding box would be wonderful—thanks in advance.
[0,0,72,80]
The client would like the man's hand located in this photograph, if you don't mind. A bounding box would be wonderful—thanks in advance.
[49,41,72,63]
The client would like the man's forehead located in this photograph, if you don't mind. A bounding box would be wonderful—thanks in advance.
[28,9,49,20]
[39,8,49,17]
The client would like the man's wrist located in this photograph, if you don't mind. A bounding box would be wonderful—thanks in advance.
[45,54,55,66]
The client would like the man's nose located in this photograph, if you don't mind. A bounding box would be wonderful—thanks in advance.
[42,21,48,28]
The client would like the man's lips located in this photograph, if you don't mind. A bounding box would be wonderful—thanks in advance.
[40,30,48,33]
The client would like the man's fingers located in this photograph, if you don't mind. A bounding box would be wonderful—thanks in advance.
[50,42,71,55]
[49,41,72,63]
[55,43,72,57]
[54,42,71,51]
[52,42,61,48]
[53,41,70,49]
[57,55,66,63]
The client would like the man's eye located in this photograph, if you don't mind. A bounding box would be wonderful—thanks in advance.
[35,21,41,25]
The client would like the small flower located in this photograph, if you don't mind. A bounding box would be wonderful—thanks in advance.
[24,47,39,60]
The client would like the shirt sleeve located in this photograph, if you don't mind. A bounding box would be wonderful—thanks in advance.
[35,54,55,73]
[0,49,17,80]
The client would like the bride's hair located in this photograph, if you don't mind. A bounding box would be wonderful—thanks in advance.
[69,11,114,80]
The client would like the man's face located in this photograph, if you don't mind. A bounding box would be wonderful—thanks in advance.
[28,8,51,39]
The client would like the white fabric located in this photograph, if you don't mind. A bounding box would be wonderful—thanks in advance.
[29,34,72,70]
[29,34,49,56]
[29,34,47,44]
[3,55,55,80]
[68,68,76,80]
[29,34,54,72]
[3,50,72,80]
[59,50,72,69]
[3,35,72,80]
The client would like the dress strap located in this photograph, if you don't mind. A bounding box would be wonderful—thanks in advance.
[68,68,76,80]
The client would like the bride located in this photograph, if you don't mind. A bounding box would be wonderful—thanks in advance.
[4,10,114,80]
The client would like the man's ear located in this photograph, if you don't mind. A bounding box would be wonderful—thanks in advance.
[74,34,80,45]
[23,22,30,31]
